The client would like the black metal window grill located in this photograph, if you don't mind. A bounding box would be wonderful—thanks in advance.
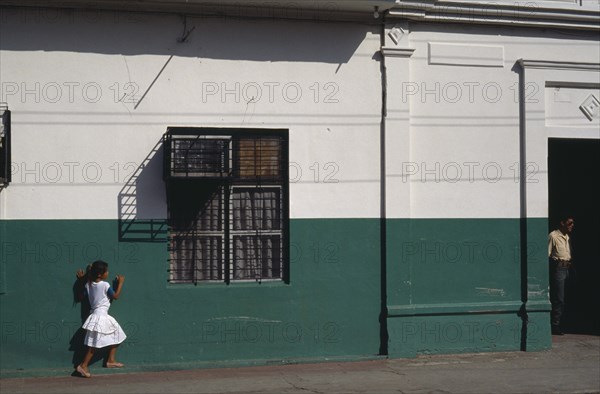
[0,106,11,187]
[164,128,289,284]
[165,134,232,179]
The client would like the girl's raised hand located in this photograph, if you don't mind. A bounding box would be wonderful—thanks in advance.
[76,269,86,280]
[115,275,125,283]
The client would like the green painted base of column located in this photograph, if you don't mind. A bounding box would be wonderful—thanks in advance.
[523,310,552,352]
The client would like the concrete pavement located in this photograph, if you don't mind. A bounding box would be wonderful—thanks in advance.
[1,334,599,394]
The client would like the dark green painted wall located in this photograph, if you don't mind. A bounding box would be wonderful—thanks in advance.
[0,219,381,377]
[0,217,551,376]
[385,218,551,357]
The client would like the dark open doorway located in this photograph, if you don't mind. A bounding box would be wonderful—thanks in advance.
[548,138,600,335]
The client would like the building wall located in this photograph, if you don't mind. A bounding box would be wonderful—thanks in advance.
[1,6,599,376]
[383,22,599,356]
[0,9,383,376]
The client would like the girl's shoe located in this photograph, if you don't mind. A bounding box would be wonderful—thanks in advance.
[76,365,91,378]
[106,362,124,368]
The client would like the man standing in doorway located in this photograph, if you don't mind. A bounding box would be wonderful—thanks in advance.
[548,215,575,335]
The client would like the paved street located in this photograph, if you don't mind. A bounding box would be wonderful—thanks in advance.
[1,334,599,394]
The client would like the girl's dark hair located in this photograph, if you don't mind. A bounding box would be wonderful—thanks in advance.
[89,260,109,280]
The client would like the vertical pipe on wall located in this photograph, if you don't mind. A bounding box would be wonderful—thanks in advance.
[516,60,529,351]
[378,15,389,356]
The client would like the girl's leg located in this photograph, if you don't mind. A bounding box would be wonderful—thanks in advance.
[77,347,95,377]
[80,347,95,368]
[106,344,123,367]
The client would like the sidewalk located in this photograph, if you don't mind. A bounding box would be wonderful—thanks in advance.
[1,334,599,394]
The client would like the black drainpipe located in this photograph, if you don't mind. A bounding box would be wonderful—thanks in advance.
[378,13,389,356]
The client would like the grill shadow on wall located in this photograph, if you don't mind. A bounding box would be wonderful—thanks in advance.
[118,137,167,242]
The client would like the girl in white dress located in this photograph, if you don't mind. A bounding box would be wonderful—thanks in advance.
[76,260,127,378]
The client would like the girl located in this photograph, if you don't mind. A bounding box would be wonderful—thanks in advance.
[75,260,127,378]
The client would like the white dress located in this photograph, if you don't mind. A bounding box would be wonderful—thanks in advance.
[82,281,127,348]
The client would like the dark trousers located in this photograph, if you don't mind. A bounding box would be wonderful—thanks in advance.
[550,264,570,327]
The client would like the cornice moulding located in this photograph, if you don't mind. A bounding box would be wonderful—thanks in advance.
[389,1,600,31]
[381,47,416,57]
[517,60,600,71]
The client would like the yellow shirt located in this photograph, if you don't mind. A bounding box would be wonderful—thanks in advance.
[548,229,571,261]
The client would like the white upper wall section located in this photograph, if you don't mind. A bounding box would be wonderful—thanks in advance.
[384,24,599,219]
[0,10,382,219]
[1,8,598,221]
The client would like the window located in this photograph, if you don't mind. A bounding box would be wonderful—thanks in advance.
[0,106,10,187]
[164,128,289,284]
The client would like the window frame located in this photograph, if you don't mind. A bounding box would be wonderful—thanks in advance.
[164,127,289,285]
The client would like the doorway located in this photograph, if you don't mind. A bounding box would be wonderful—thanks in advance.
[548,138,600,335]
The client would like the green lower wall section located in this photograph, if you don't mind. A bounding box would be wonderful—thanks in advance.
[387,311,551,357]
[385,218,551,357]
[0,219,381,377]
[0,218,551,376]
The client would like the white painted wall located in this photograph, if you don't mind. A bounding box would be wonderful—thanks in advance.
[1,8,598,222]
[385,24,600,219]
[0,10,382,219]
